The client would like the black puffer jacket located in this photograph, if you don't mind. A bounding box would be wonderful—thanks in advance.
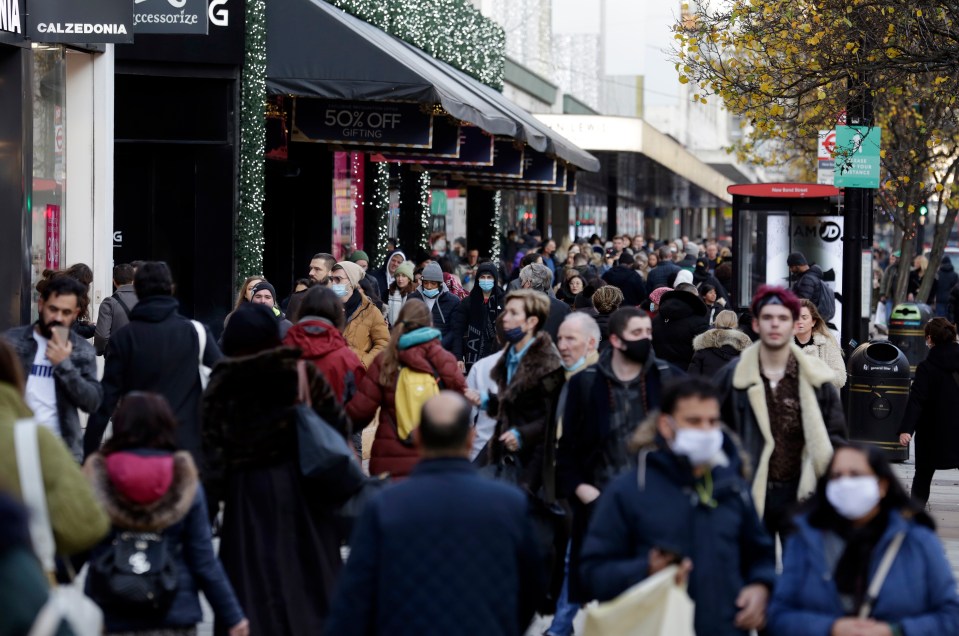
[936,257,958,310]
[601,266,647,306]
[651,290,709,369]
[687,327,752,376]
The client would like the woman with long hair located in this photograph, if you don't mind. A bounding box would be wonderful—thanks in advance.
[223,276,266,329]
[899,317,959,505]
[768,443,959,635]
[795,299,846,388]
[203,303,348,634]
[385,261,417,328]
[451,261,505,373]
[84,392,248,636]
[346,300,471,478]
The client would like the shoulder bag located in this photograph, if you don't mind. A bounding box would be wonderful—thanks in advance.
[583,564,695,636]
[15,420,104,636]
[191,320,212,390]
[858,530,906,619]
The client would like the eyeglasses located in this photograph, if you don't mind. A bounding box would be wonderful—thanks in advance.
[330,275,348,284]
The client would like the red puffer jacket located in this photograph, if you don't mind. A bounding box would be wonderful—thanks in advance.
[346,338,466,478]
[283,318,365,403]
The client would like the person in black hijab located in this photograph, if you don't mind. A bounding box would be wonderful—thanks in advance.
[451,262,506,373]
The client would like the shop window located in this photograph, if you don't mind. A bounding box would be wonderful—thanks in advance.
[30,44,66,319]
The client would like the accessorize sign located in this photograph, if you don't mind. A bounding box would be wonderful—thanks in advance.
[292,98,434,149]
[133,0,208,35]
[29,0,134,43]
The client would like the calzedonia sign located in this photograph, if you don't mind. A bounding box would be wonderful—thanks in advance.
[29,0,134,43]
[0,0,23,36]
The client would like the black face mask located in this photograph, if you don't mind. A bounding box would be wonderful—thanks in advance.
[619,337,651,364]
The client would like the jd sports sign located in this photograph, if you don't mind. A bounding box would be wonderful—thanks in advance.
[29,0,134,43]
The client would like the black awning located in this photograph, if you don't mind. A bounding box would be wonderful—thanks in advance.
[266,0,600,172]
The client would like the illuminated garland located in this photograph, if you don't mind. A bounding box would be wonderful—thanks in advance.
[419,171,432,252]
[327,0,505,89]
[374,162,390,267]
[491,190,502,261]
[236,0,267,280]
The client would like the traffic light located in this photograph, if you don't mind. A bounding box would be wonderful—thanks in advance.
[919,200,928,215]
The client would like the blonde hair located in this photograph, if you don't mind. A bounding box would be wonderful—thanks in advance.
[592,286,624,315]
[235,276,265,310]
[799,299,831,339]
[504,289,550,333]
[714,309,739,330]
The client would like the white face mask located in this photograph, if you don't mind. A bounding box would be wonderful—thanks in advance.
[826,476,881,520]
[671,426,724,466]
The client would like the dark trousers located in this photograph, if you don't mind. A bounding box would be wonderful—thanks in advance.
[764,479,800,541]
[912,463,935,505]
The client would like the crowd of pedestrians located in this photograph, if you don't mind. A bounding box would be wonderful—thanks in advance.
[1,230,959,636]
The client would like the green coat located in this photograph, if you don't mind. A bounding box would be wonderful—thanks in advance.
[0,383,109,556]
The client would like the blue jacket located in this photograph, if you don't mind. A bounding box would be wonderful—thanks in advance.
[324,457,545,636]
[579,433,776,636]
[645,261,681,292]
[768,511,959,636]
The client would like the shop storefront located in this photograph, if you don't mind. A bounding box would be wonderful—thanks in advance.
[0,0,116,330]
[261,0,598,293]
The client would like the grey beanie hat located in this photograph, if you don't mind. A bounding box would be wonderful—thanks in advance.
[422,262,444,283]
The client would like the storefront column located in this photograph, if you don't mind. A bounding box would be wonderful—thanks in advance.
[466,187,496,258]
[0,46,31,330]
[397,164,425,259]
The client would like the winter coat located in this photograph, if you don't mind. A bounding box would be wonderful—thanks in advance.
[0,493,74,636]
[688,327,752,377]
[645,261,681,291]
[283,317,364,403]
[900,342,959,469]
[798,332,846,389]
[84,451,244,632]
[936,258,958,309]
[3,324,103,461]
[323,458,545,636]
[407,289,461,351]
[651,290,710,369]
[0,383,109,557]
[201,346,348,635]
[594,312,611,352]
[466,350,503,462]
[909,268,937,304]
[768,511,959,636]
[579,425,776,636]
[544,295,572,343]
[556,349,682,602]
[487,332,566,499]
[83,296,222,466]
[880,261,899,299]
[451,271,505,368]
[792,265,835,321]
[370,250,406,300]
[347,337,467,478]
[342,292,390,369]
[94,284,138,356]
[951,282,959,324]
[716,343,847,519]
[601,266,647,306]
[385,282,416,328]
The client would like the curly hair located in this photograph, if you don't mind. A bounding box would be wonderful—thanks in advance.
[592,285,624,315]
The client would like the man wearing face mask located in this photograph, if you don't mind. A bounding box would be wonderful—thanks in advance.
[716,285,846,542]
[408,262,460,352]
[330,261,389,369]
[580,378,776,636]
[554,306,683,608]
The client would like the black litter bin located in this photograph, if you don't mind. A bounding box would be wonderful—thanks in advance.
[846,341,911,462]
[888,303,932,376]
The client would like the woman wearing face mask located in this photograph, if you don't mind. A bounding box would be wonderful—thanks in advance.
[794,299,846,389]
[898,317,959,506]
[330,261,389,369]
[450,262,505,373]
[767,443,959,636]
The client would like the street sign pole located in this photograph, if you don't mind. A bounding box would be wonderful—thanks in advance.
[841,74,875,355]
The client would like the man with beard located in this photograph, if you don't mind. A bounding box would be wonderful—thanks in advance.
[716,286,846,541]
[309,252,337,286]
[3,275,102,461]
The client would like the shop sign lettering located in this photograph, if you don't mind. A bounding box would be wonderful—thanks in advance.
[0,0,21,33]
[293,99,434,149]
[29,0,134,43]
[133,0,208,34]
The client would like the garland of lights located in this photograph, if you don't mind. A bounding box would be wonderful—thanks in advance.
[328,0,505,89]
[374,162,390,267]
[419,171,432,252]
[236,0,267,280]
[491,190,503,261]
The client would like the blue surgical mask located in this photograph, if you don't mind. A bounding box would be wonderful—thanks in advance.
[563,355,587,372]
[478,279,495,292]
[422,287,440,298]
[504,326,526,343]
[331,284,349,298]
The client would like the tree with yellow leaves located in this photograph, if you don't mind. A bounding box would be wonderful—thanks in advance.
[675,0,959,305]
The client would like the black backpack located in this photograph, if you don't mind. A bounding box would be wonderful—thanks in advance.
[88,530,179,619]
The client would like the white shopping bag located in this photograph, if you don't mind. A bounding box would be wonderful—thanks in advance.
[583,565,695,636]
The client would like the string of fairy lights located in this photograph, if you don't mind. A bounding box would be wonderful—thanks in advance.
[491,190,503,261]
[419,171,432,252]
[236,0,266,281]
[374,162,391,267]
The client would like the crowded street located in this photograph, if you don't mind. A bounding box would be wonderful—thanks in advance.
[4,1,959,636]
